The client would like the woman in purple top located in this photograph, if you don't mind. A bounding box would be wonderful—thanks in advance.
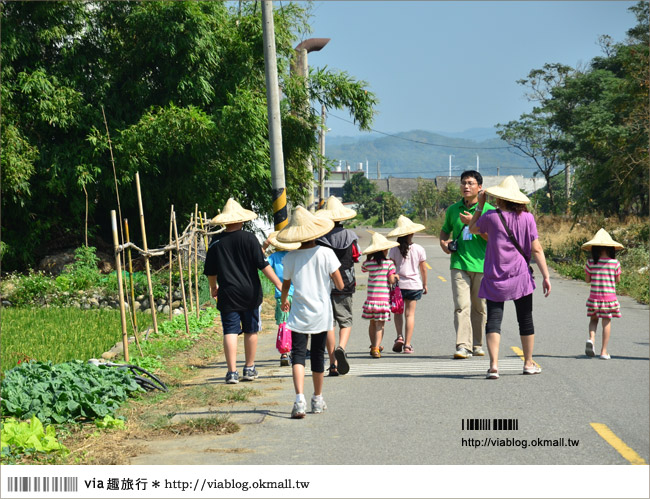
[468,176,551,379]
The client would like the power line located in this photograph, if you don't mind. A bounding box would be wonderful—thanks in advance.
[327,113,514,151]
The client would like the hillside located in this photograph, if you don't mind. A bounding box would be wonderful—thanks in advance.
[325,129,538,178]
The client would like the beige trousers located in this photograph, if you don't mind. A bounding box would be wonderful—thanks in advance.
[451,268,486,350]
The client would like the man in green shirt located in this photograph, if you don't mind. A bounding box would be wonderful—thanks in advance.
[440,171,494,359]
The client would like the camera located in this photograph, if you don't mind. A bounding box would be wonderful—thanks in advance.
[447,240,458,252]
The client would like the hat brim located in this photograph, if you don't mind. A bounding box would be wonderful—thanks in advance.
[315,208,357,222]
[581,240,624,250]
[276,218,335,244]
[387,224,426,238]
[210,210,258,225]
[362,240,399,254]
[484,185,530,204]
[268,231,301,251]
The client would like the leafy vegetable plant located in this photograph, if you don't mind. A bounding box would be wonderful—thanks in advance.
[1,416,68,455]
[1,361,143,424]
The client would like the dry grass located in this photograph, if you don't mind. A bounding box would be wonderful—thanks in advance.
[536,215,593,250]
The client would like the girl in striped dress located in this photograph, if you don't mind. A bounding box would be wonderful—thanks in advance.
[581,229,624,360]
[361,232,399,358]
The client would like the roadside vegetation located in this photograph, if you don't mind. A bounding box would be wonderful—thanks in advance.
[1,246,277,465]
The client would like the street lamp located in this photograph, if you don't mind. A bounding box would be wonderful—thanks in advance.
[448,154,455,178]
[292,38,330,211]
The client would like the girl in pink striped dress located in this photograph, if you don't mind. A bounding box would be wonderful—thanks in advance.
[361,232,399,358]
[581,229,624,360]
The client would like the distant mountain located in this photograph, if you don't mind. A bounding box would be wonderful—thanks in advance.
[325,129,536,179]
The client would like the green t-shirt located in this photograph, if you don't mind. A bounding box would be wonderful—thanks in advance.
[441,199,494,272]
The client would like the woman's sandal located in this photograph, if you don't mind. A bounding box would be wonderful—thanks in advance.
[486,369,499,379]
[369,345,384,352]
[403,344,414,354]
[327,364,339,376]
[370,347,381,358]
[392,336,405,353]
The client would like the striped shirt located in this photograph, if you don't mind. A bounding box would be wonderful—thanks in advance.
[585,258,621,301]
[361,259,396,303]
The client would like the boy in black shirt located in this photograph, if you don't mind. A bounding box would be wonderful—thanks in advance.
[204,199,282,384]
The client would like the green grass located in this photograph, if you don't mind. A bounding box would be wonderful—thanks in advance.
[1,308,153,372]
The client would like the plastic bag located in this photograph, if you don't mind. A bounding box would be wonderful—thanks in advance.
[276,322,292,354]
[389,284,404,314]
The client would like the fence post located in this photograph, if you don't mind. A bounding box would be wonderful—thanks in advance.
[111,210,129,362]
[172,211,191,336]
[135,172,159,335]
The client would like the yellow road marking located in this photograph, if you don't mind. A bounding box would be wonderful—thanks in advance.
[437,275,447,282]
[425,262,432,269]
[511,346,524,360]
[590,423,648,465]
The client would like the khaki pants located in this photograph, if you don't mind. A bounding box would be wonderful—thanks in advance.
[451,269,486,350]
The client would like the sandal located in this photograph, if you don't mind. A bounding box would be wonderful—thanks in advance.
[370,347,381,358]
[369,345,384,352]
[403,345,413,354]
[486,369,499,379]
[392,336,405,353]
[327,364,339,376]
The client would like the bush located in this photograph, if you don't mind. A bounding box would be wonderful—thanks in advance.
[61,246,102,290]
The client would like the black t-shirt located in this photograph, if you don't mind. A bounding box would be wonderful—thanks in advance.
[203,230,269,312]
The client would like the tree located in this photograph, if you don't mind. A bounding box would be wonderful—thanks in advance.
[0,2,377,270]
[410,179,439,219]
[342,172,377,209]
[496,64,573,214]
[547,1,649,216]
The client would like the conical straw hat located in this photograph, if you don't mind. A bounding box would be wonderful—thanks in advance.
[387,215,425,238]
[267,231,301,251]
[276,206,335,243]
[210,198,258,225]
[362,230,400,255]
[315,196,357,221]
[581,228,624,250]
[484,176,530,204]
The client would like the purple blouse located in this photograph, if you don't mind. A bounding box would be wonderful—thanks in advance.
[475,210,538,302]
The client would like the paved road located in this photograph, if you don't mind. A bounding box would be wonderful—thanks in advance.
[131,227,649,466]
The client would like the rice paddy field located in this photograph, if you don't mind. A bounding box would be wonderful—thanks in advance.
[1,307,154,372]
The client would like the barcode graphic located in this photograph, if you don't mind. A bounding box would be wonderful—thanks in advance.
[462,418,519,430]
[7,477,78,493]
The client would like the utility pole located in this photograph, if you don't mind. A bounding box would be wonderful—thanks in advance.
[476,154,479,172]
[262,1,287,230]
[292,37,330,211]
[318,104,326,206]
[449,155,454,178]
[377,160,381,179]
[565,163,571,214]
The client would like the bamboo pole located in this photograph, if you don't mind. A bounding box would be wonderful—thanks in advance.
[187,214,194,313]
[194,204,200,319]
[172,211,191,336]
[198,212,209,251]
[111,210,129,362]
[168,205,174,321]
[124,219,138,332]
[135,172,159,335]
[124,219,144,357]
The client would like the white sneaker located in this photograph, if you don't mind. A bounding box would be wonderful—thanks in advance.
[473,346,485,356]
[454,347,473,359]
[311,395,327,414]
[291,400,307,419]
[585,340,595,357]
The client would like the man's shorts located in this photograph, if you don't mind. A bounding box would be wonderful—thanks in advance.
[331,294,354,328]
[401,288,423,301]
[221,307,261,335]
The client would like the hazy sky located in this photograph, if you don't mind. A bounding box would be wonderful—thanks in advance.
[304,1,638,139]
